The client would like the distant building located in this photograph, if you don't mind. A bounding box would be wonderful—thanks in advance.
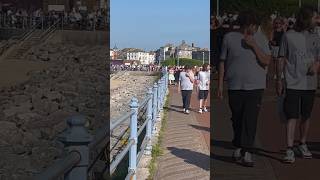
[176,40,193,59]
[43,0,107,12]
[192,49,210,62]
[127,50,156,65]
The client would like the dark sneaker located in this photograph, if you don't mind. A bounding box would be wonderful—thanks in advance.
[232,148,242,162]
[283,149,295,163]
[298,144,312,159]
[240,152,254,167]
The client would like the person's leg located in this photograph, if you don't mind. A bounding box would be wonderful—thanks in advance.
[203,90,209,111]
[185,90,192,112]
[283,89,300,163]
[241,90,263,153]
[228,90,244,149]
[181,90,186,110]
[199,90,204,113]
[298,90,315,158]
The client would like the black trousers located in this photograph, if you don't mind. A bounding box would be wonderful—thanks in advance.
[181,90,192,110]
[228,89,264,151]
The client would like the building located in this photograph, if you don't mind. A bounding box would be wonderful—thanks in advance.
[176,40,193,59]
[192,49,210,62]
[156,43,176,64]
[127,50,155,65]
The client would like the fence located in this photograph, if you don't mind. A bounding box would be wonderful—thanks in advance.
[33,68,169,180]
[0,14,107,31]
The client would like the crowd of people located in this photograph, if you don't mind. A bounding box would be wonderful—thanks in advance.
[0,6,107,30]
[167,64,211,114]
[212,6,320,167]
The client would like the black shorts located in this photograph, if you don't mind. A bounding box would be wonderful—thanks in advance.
[198,90,209,100]
[284,89,316,120]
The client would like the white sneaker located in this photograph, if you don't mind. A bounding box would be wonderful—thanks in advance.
[183,108,186,112]
[283,148,295,163]
[185,109,190,114]
[232,148,242,161]
[298,144,312,159]
[198,108,203,113]
[203,107,208,112]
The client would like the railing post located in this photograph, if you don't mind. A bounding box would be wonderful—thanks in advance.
[145,88,153,155]
[129,97,139,180]
[59,115,92,180]
[152,83,158,134]
[157,80,162,116]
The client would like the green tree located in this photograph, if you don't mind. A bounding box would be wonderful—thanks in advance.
[161,58,204,67]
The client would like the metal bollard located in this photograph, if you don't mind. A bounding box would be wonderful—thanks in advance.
[152,83,158,134]
[59,115,92,180]
[145,88,153,155]
[129,97,139,180]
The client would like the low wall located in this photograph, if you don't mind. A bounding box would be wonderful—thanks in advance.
[48,30,108,46]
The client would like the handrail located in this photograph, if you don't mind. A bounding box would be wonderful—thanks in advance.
[110,139,135,174]
[110,111,134,131]
[34,151,81,180]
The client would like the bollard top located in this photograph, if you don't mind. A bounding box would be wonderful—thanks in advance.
[153,82,158,88]
[130,97,139,108]
[67,114,86,127]
[147,88,153,95]
[58,114,92,145]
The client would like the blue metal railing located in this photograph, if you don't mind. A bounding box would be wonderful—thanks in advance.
[33,67,168,180]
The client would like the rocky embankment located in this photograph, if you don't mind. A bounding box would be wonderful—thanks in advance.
[0,42,107,180]
[110,71,158,158]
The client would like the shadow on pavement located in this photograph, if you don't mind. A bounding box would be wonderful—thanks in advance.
[167,147,210,171]
[163,106,184,114]
[189,124,210,132]
[171,105,183,109]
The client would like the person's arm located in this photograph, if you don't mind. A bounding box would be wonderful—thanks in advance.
[244,35,271,66]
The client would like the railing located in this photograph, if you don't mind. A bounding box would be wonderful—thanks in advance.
[33,67,169,180]
[0,14,107,31]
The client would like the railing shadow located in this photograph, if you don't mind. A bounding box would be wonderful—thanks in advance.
[167,147,210,171]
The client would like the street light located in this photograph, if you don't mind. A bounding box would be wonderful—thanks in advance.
[202,51,205,65]
[217,0,220,17]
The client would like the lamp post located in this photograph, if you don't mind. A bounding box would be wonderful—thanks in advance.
[217,0,220,17]
[177,50,180,67]
[299,0,302,8]
[202,51,205,65]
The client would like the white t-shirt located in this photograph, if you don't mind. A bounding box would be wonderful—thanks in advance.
[198,71,210,90]
[179,71,194,90]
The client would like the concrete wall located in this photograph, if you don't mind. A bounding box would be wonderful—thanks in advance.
[48,30,108,46]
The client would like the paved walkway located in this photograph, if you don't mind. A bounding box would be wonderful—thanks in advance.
[155,86,210,180]
[212,80,320,180]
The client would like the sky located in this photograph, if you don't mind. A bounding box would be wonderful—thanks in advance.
[110,0,210,51]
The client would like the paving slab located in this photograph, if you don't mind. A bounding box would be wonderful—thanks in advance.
[155,86,210,180]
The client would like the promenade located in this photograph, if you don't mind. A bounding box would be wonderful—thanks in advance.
[212,80,320,180]
[155,85,210,180]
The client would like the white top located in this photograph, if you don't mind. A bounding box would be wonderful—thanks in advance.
[198,71,210,90]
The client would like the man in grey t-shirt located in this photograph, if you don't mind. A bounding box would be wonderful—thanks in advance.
[178,65,195,114]
[277,7,320,163]
[217,11,271,167]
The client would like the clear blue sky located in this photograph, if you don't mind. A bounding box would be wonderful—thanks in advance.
[110,0,210,51]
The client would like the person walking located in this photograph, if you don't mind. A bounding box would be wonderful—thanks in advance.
[168,67,176,85]
[178,65,195,114]
[198,63,210,113]
[217,10,271,167]
[277,6,320,163]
